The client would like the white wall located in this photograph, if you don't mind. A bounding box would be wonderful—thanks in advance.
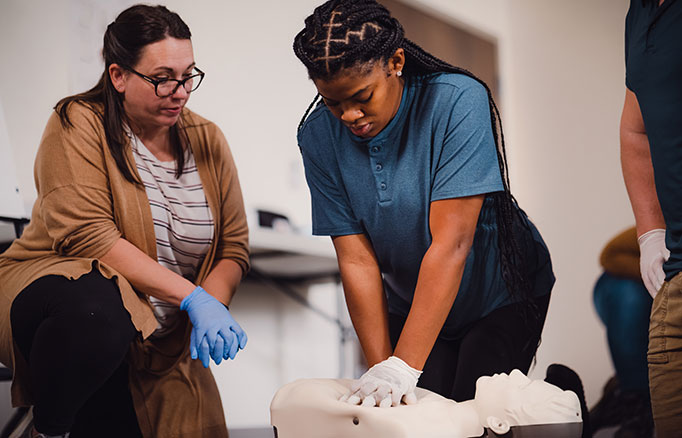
[1,0,633,428]
[505,0,632,407]
[1,1,69,205]
[1,0,320,227]
[160,0,323,229]
[409,0,506,40]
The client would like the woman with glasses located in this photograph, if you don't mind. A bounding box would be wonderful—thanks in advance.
[0,4,248,438]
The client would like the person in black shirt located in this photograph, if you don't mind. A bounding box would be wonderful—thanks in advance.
[621,0,682,434]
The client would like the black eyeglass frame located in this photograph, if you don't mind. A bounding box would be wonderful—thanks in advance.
[123,65,205,97]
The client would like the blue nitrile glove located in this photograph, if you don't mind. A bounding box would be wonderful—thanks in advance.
[180,286,247,368]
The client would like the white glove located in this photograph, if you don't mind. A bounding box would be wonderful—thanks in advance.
[340,356,422,407]
[638,228,670,298]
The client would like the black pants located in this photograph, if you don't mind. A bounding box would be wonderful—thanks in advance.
[389,293,551,402]
[10,271,142,437]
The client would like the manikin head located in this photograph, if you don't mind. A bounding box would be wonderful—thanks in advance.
[474,369,582,435]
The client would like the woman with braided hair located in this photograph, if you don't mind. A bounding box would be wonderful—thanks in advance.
[293,0,555,408]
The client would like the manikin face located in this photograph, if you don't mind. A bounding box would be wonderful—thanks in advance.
[312,50,405,139]
[474,369,581,433]
[110,37,195,135]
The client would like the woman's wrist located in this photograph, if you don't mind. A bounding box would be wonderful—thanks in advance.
[393,343,427,371]
[180,285,206,311]
[364,345,393,367]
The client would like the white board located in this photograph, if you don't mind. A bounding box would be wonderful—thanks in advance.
[0,99,27,220]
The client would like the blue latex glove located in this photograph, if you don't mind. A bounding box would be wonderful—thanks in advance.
[180,286,247,367]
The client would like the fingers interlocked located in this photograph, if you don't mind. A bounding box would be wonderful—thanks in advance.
[182,286,248,368]
[340,356,422,407]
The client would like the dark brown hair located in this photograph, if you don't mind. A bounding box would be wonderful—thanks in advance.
[55,4,192,183]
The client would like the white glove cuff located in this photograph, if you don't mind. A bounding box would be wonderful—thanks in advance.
[386,356,423,380]
[638,228,666,247]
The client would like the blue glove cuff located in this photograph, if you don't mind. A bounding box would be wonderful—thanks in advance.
[180,286,205,311]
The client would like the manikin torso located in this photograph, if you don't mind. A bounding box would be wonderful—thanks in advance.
[271,379,483,438]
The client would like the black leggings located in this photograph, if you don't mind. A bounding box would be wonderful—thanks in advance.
[389,293,551,402]
[10,270,142,437]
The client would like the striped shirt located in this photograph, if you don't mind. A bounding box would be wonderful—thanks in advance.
[131,135,214,336]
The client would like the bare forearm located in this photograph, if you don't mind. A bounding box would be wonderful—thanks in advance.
[99,238,195,306]
[333,234,392,367]
[394,245,467,370]
[339,262,392,367]
[621,133,665,235]
[620,89,666,236]
[201,258,243,306]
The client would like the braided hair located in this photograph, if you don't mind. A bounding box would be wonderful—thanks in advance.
[293,0,538,322]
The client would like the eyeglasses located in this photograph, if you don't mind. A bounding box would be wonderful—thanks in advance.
[124,66,205,97]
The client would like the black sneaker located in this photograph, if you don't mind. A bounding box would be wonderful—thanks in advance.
[614,391,654,438]
[589,375,624,432]
[32,431,70,438]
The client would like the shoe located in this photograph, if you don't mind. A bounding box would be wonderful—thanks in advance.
[2,406,70,438]
[589,375,623,432]
[614,391,654,438]
[30,429,70,438]
[544,363,591,438]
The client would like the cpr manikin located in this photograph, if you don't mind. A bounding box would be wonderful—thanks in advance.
[270,370,582,438]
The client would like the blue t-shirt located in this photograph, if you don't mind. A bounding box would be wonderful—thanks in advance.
[298,72,554,339]
[625,0,682,280]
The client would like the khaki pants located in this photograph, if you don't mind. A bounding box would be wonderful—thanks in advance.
[649,271,682,437]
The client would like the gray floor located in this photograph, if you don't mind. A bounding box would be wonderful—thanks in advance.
[594,426,618,438]
[0,413,617,438]
[230,426,617,438]
[0,381,12,431]
[229,428,275,438]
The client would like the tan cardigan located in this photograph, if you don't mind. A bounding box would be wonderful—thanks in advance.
[0,102,250,437]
